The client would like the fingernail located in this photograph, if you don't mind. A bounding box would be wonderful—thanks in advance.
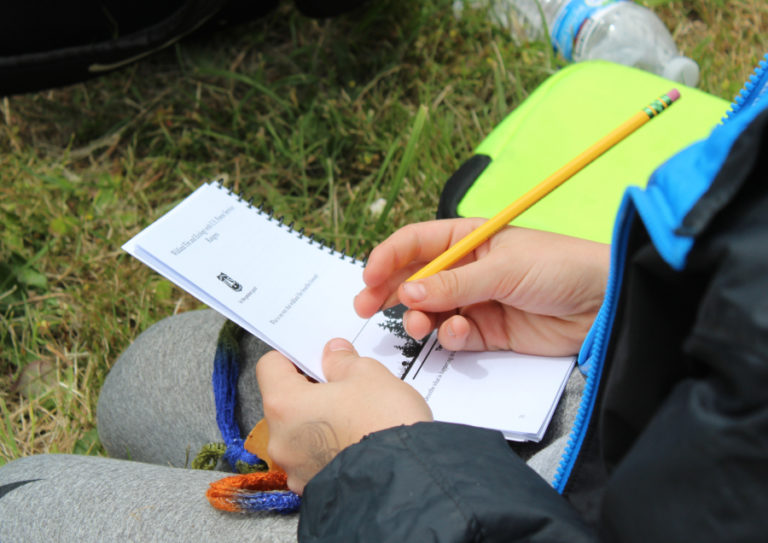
[327,338,355,352]
[402,282,427,302]
[446,321,456,337]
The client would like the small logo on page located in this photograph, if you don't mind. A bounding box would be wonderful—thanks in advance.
[217,273,243,292]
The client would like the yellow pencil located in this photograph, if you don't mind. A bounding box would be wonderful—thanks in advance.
[407,88,682,282]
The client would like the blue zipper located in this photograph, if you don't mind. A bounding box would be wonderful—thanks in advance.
[724,54,768,121]
[551,201,634,492]
[551,51,768,493]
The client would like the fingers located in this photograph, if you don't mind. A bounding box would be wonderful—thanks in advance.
[353,285,400,319]
[355,219,486,318]
[263,338,434,495]
[435,314,473,351]
[362,220,481,286]
[321,339,433,428]
[404,309,500,351]
[321,338,392,382]
[435,312,504,351]
[397,253,514,314]
[402,309,436,340]
[256,350,311,398]
[321,338,360,382]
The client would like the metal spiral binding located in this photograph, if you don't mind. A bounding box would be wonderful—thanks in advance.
[213,180,366,267]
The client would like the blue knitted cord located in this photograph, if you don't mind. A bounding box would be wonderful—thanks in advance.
[213,320,263,470]
[229,490,302,514]
[211,320,301,514]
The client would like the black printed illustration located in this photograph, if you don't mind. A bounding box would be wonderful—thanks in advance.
[217,272,243,292]
[378,304,427,377]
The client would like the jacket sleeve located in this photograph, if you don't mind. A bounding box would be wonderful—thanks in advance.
[298,421,595,542]
[595,110,768,542]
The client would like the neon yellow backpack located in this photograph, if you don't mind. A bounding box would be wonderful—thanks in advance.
[437,60,730,243]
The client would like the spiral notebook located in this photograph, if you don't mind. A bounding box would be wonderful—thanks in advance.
[122,181,575,441]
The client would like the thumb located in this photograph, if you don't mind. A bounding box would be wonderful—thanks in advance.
[398,256,511,313]
[255,350,310,394]
[321,338,363,382]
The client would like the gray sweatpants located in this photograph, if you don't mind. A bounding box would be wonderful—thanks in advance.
[0,309,583,542]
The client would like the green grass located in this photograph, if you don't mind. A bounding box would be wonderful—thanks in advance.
[1,0,766,464]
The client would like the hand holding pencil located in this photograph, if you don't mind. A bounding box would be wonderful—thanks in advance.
[354,219,610,356]
[354,90,679,354]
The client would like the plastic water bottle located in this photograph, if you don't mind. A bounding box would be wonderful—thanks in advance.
[456,0,700,87]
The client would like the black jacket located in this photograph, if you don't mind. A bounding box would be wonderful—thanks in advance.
[297,91,768,541]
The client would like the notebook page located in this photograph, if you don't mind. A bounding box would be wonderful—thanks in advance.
[407,335,574,441]
[123,182,367,380]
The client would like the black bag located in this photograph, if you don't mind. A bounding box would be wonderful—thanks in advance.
[0,0,364,96]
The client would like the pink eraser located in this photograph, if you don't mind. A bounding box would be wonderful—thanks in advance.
[667,88,681,102]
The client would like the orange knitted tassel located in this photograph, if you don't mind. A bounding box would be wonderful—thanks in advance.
[206,468,291,512]
[205,419,301,513]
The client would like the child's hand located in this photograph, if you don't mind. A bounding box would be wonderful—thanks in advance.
[256,338,432,495]
[354,219,609,356]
